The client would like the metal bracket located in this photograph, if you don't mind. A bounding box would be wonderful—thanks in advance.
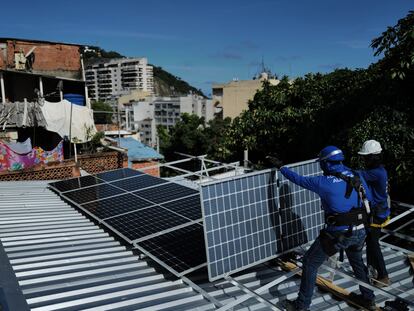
[217,269,300,311]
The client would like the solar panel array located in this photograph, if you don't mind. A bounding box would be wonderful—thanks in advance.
[51,159,323,281]
[201,160,323,281]
[49,168,206,276]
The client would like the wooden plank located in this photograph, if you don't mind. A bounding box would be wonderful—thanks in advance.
[277,260,381,311]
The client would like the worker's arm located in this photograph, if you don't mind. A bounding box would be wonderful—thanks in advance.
[280,166,321,194]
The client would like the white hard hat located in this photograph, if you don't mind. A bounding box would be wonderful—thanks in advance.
[358,140,382,155]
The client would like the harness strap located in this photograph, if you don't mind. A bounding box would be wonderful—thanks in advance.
[325,208,368,226]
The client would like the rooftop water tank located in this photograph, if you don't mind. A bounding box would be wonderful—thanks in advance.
[64,94,85,106]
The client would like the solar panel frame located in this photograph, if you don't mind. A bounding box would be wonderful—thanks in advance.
[201,159,324,281]
[135,223,207,276]
[49,175,104,193]
[95,168,143,182]
[201,169,281,281]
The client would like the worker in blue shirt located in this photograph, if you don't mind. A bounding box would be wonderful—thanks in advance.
[269,146,375,311]
[358,139,391,287]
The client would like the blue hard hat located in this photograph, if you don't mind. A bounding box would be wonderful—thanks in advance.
[318,145,344,162]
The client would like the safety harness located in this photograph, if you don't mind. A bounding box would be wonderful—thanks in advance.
[324,172,371,227]
[319,172,371,258]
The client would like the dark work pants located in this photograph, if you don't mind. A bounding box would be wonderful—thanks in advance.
[296,229,374,309]
[366,226,388,278]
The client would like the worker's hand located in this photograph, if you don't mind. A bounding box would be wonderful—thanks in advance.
[266,156,283,169]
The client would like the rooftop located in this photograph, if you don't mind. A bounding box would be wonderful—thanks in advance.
[0,164,413,310]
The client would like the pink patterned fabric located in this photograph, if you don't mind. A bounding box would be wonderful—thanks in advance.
[0,140,63,172]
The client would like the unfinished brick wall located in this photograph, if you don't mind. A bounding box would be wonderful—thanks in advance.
[132,161,160,177]
[0,39,82,79]
[78,152,125,174]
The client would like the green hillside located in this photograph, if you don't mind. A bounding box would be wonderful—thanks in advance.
[83,47,205,97]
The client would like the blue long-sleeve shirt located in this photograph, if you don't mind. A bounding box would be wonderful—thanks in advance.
[280,165,372,231]
[357,166,390,219]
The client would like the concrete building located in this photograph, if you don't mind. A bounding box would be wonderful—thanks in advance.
[0,37,88,105]
[212,72,279,119]
[131,94,214,146]
[86,57,154,103]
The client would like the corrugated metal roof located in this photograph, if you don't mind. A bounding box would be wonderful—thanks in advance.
[0,181,212,310]
[0,181,412,311]
[119,137,164,161]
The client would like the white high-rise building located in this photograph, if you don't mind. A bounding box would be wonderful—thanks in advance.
[86,58,154,102]
[130,94,214,146]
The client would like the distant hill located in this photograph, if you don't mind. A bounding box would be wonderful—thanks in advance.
[83,46,206,98]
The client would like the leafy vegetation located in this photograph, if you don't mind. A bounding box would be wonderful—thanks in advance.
[223,11,414,202]
[152,66,206,97]
[91,101,113,124]
[158,114,232,160]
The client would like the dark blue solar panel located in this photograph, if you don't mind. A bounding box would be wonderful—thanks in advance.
[81,193,153,219]
[63,184,124,205]
[110,174,168,192]
[49,175,103,193]
[133,182,198,204]
[105,205,191,242]
[95,168,143,182]
[160,194,202,220]
[137,223,206,274]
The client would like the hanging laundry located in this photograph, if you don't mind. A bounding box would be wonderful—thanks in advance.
[0,140,63,172]
[40,100,96,143]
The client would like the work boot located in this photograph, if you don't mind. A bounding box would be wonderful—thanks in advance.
[373,276,391,288]
[349,292,376,310]
[283,299,309,311]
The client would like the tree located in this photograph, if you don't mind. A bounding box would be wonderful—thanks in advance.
[159,113,207,160]
[371,11,414,79]
[91,101,113,124]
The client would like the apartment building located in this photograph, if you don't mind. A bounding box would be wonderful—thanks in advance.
[86,58,154,103]
[131,94,214,146]
[212,72,279,119]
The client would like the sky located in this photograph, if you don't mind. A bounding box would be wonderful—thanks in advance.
[0,0,412,96]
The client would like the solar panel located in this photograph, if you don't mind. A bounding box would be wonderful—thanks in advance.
[95,168,143,182]
[133,182,198,204]
[63,183,125,205]
[81,193,153,219]
[105,205,193,242]
[110,174,168,192]
[49,175,103,193]
[201,159,323,281]
[277,160,323,252]
[160,194,202,220]
[136,223,207,275]
[50,168,208,277]
[201,170,280,281]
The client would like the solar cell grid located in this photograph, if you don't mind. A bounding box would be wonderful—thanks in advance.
[201,170,280,281]
[105,205,192,242]
[137,223,206,274]
[110,174,167,192]
[133,182,198,204]
[95,168,143,182]
[277,160,323,252]
[63,183,125,205]
[160,194,202,220]
[49,175,103,193]
[81,193,153,219]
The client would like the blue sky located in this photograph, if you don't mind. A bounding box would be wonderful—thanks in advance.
[1,0,412,95]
